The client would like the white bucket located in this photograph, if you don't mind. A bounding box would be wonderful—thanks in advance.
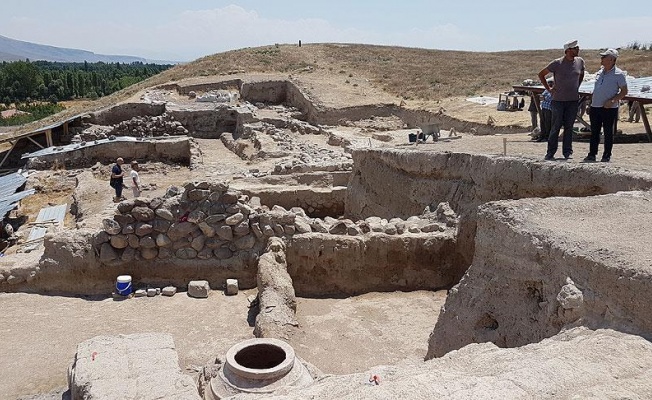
[116,275,132,296]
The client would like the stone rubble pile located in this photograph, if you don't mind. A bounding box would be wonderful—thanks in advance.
[270,136,353,175]
[196,90,238,103]
[95,180,458,267]
[109,113,189,138]
[78,124,115,141]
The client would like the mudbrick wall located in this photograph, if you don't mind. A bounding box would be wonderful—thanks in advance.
[89,103,166,126]
[0,181,461,295]
[427,191,652,358]
[26,137,192,169]
[346,149,652,267]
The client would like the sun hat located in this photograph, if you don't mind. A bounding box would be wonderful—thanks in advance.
[563,40,578,50]
[599,48,619,58]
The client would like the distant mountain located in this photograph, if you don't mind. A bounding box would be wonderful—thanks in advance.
[0,34,168,64]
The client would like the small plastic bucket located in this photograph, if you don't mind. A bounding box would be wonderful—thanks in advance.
[116,275,132,296]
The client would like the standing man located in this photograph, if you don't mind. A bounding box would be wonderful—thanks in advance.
[110,157,125,202]
[130,160,142,198]
[538,40,585,160]
[583,49,628,163]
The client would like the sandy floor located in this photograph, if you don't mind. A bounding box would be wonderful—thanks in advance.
[0,290,445,399]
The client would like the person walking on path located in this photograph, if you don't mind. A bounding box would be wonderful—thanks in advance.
[583,49,628,163]
[536,80,554,142]
[538,39,585,160]
[130,160,142,198]
[110,157,125,202]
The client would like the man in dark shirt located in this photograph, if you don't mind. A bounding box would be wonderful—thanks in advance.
[110,157,125,202]
[538,40,585,160]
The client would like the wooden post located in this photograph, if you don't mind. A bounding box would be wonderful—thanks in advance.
[45,129,53,147]
[503,137,507,156]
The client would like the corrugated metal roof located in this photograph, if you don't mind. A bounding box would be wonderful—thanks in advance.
[26,204,68,243]
[580,76,652,100]
[0,113,87,146]
[22,136,143,159]
[0,189,36,218]
[0,172,27,198]
[27,227,48,242]
[35,204,67,225]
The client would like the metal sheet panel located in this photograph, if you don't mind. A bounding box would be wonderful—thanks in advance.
[35,204,67,225]
[23,136,141,159]
[0,201,20,219]
[0,189,35,218]
[0,172,27,198]
[27,227,48,242]
[579,76,652,101]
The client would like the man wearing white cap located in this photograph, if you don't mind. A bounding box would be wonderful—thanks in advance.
[538,39,585,160]
[583,49,628,163]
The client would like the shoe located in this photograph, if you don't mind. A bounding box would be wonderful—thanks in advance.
[544,155,554,161]
[536,137,548,142]
[600,157,610,162]
[583,155,596,162]
[563,154,572,160]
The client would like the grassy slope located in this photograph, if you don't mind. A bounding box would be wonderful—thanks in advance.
[14,43,652,133]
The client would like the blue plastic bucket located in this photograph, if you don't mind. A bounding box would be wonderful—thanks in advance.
[116,275,132,296]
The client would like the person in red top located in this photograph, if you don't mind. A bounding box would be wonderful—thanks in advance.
[538,40,585,160]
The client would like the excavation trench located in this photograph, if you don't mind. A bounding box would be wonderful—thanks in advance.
[6,146,652,398]
[7,78,652,397]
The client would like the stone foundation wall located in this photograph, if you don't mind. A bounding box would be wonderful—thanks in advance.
[1,179,461,295]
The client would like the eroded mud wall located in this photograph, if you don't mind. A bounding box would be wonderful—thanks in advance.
[90,103,166,126]
[286,232,459,296]
[26,137,191,169]
[427,192,652,358]
[167,109,240,138]
[240,80,288,104]
[346,149,652,267]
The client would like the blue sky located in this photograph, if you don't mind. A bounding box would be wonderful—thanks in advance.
[2,0,651,61]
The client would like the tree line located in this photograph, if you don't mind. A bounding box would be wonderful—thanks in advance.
[0,60,172,105]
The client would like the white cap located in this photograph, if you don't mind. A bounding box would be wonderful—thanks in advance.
[563,40,578,50]
[599,48,619,58]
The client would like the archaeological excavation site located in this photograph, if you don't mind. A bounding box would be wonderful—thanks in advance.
[3,62,652,399]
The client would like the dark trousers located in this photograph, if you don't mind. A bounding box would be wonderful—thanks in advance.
[111,180,123,198]
[546,100,578,158]
[588,107,618,159]
[540,108,552,139]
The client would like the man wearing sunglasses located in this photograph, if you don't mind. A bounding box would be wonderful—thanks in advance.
[583,49,628,163]
[538,40,585,160]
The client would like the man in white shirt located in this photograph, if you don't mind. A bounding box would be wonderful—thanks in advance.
[130,161,142,198]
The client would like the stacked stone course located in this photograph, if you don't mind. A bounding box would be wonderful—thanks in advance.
[94,181,455,268]
[109,113,189,138]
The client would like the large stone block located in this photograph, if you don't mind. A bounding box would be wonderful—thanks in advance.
[68,333,200,400]
[188,280,210,298]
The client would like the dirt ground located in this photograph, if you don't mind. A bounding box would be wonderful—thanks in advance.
[0,290,445,400]
[2,91,652,399]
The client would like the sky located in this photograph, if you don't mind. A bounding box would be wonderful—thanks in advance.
[2,0,651,62]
